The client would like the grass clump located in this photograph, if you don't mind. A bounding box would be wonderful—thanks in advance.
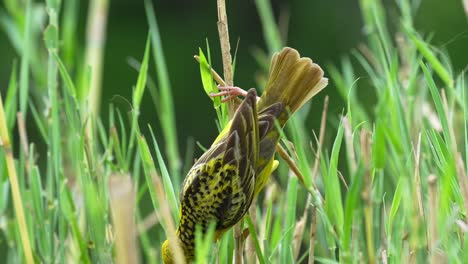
[0,0,467,263]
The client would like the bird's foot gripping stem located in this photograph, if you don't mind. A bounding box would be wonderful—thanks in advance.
[210,86,259,102]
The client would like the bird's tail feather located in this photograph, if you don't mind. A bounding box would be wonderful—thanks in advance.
[257,47,328,126]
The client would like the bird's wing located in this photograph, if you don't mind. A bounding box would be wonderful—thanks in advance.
[219,88,258,227]
[179,89,259,232]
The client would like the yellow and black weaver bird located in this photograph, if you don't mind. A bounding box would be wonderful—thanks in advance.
[162,47,328,263]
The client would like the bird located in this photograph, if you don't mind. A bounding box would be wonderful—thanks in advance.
[161,47,328,263]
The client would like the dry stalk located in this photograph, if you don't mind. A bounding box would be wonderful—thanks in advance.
[440,90,458,155]
[312,95,329,180]
[413,133,424,219]
[338,170,349,190]
[308,206,318,264]
[216,1,244,262]
[308,96,329,264]
[17,112,31,179]
[380,209,388,264]
[85,0,109,120]
[17,112,29,157]
[246,206,257,264]
[0,95,34,264]
[109,174,140,264]
[396,32,410,87]
[357,43,381,73]
[456,154,468,221]
[342,116,357,173]
[152,167,185,264]
[360,129,375,264]
[217,0,236,118]
[276,144,307,187]
[293,199,308,261]
[138,212,160,235]
[381,249,388,264]
[194,55,227,87]
[260,183,277,255]
[427,174,441,264]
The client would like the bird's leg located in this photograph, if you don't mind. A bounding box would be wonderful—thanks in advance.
[209,86,249,103]
[210,86,261,102]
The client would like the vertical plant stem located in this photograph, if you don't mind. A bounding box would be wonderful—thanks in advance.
[0,95,34,264]
[16,113,30,177]
[293,199,308,261]
[84,0,109,135]
[441,90,458,157]
[409,133,425,258]
[62,0,79,67]
[413,133,424,219]
[308,206,317,264]
[109,174,140,264]
[309,96,328,264]
[381,249,388,264]
[312,96,329,181]
[44,2,63,260]
[456,154,468,221]
[16,0,33,199]
[275,145,307,186]
[217,0,235,118]
[427,174,439,264]
[19,0,32,114]
[246,206,257,264]
[216,1,243,263]
[217,0,233,86]
[343,117,357,174]
[361,129,375,264]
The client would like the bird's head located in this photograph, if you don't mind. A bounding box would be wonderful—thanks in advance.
[162,239,190,264]
[161,239,174,264]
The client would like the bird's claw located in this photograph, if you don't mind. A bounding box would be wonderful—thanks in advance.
[209,86,249,102]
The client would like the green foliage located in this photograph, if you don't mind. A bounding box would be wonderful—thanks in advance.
[0,0,466,263]
[198,47,229,129]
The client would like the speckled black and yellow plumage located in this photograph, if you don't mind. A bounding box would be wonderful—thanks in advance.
[162,47,328,263]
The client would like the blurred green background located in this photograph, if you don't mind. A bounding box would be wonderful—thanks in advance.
[0,0,467,158]
[0,0,467,262]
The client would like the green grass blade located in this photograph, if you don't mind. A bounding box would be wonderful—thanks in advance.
[61,0,78,67]
[195,222,216,264]
[420,62,452,149]
[198,48,220,106]
[4,62,18,131]
[53,53,77,99]
[138,135,161,212]
[19,0,32,114]
[245,215,266,264]
[148,126,179,219]
[144,0,181,180]
[281,176,298,262]
[254,0,282,53]
[386,177,402,241]
[133,34,151,109]
[325,122,345,236]
[405,27,454,91]
[342,163,364,255]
